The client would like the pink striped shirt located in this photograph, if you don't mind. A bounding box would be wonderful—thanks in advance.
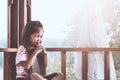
[16,45,28,78]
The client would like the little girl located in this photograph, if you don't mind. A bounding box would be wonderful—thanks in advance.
[16,21,63,80]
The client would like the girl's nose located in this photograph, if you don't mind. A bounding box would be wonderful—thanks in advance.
[38,38,42,43]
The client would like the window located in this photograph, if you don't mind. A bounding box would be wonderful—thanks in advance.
[0,0,7,79]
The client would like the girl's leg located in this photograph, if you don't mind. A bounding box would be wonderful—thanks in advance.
[51,72,64,80]
[30,72,47,80]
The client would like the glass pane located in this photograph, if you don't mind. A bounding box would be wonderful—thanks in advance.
[0,1,7,48]
[0,0,8,80]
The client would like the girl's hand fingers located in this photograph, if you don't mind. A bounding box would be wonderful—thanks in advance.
[41,46,47,53]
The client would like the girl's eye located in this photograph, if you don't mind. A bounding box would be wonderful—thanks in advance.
[34,34,39,37]
[35,35,42,38]
[34,35,37,37]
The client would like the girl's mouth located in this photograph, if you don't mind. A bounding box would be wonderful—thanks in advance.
[36,41,42,46]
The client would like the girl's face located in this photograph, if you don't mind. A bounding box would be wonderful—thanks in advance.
[30,28,43,47]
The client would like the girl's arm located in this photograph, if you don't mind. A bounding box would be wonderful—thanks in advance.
[24,45,46,69]
[42,46,48,67]
[43,52,47,67]
[24,50,39,69]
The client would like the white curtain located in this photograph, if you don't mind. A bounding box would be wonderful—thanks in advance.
[73,0,117,80]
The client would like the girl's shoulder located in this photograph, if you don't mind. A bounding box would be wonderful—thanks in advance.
[18,45,25,49]
[17,45,27,54]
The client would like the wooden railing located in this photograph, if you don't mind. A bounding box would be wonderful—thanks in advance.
[0,48,120,80]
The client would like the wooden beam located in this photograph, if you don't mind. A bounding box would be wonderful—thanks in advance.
[4,0,12,80]
[82,51,88,80]
[26,0,31,22]
[19,0,24,44]
[104,51,110,80]
[61,51,66,80]
[6,0,19,80]
[46,48,120,51]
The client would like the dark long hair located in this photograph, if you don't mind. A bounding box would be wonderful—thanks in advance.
[21,21,44,49]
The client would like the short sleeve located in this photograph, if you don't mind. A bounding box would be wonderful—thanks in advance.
[16,45,28,65]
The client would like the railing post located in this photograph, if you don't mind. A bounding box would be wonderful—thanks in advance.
[104,51,110,80]
[7,0,19,80]
[61,51,66,80]
[82,51,88,80]
[4,52,9,80]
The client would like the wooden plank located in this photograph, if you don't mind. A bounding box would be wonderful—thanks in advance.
[4,52,9,80]
[104,51,110,80]
[5,0,12,79]
[19,0,24,44]
[0,48,17,52]
[26,0,31,22]
[7,0,19,80]
[46,48,120,52]
[61,51,66,80]
[82,51,88,80]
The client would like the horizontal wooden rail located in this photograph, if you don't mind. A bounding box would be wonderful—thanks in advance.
[0,48,17,52]
[0,48,120,80]
[0,48,120,52]
[46,48,120,51]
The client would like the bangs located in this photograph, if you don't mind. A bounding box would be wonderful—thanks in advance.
[34,27,44,33]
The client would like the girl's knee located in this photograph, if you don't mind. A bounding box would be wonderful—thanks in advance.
[57,72,64,77]
[30,72,37,80]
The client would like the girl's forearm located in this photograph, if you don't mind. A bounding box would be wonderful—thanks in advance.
[44,53,48,67]
[24,52,38,69]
